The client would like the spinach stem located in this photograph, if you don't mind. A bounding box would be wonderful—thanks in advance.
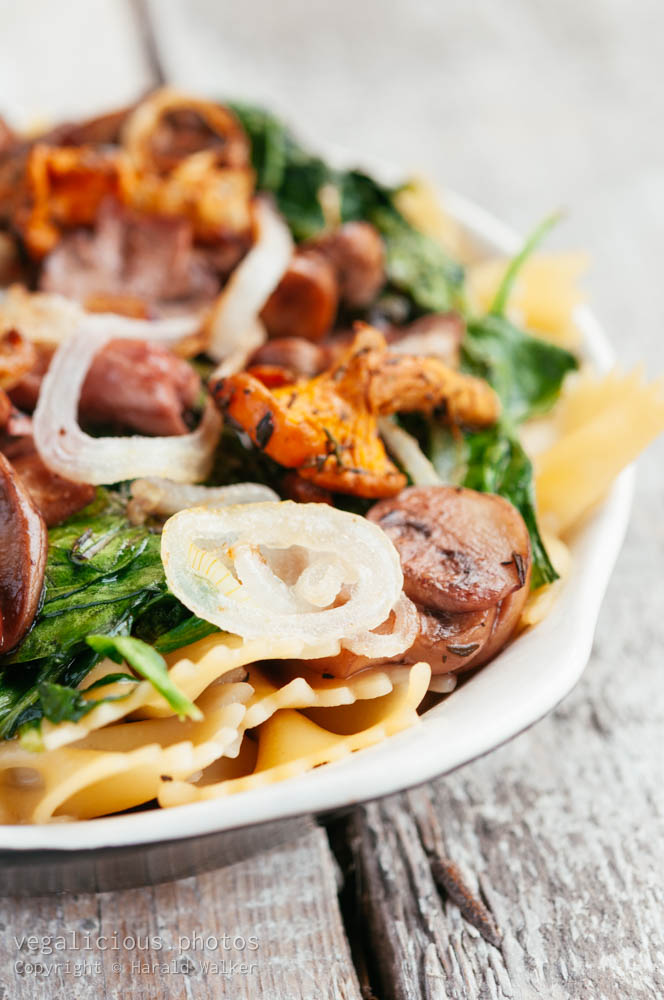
[490,211,563,317]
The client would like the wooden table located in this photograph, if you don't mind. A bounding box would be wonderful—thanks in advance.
[1,2,663,997]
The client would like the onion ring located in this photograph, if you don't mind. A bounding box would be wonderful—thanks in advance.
[378,416,442,487]
[122,88,250,173]
[206,198,293,362]
[342,593,419,658]
[33,313,221,485]
[0,286,206,351]
[161,501,406,652]
[128,478,279,522]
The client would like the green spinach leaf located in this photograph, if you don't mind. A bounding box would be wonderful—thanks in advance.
[86,635,201,720]
[0,647,102,740]
[230,103,464,311]
[230,102,331,239]
[36,674,138,726]
[430,421,558,588]
[8,519,166,664]
[463,315,577,422]
[462,424,557,588]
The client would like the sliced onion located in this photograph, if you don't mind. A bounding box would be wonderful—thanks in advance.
[294,557,347,608]
[0,288,86,346]
[343,593,419,658]
[232,543,312,614]
[33,314,221,485]
[378,416,442,487]
[122,88,250,172]
[128,477,279,522]
[207,198,293,362]
[161,501,406,652]
[0,286,204,348]
[208,316,266,381]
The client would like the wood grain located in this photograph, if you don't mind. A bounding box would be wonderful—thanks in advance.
[0,820,361,1000]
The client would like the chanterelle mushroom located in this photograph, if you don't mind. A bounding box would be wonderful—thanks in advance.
[212,323,500,498]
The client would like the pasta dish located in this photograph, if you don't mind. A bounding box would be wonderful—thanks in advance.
[0,90,661,823]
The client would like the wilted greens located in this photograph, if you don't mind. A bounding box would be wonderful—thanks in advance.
[0,106,577,741]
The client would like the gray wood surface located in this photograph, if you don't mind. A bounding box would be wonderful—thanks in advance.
[0,820,361,1000]
[2,2,663,998]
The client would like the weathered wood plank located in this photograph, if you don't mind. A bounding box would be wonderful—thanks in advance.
[345,450,664,999]
[0,820,361,1000]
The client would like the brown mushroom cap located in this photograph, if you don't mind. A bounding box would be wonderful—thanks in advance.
[368,486,531,613]
[0,452,47,653]
[261,249,338,342]
[306,221,385,309]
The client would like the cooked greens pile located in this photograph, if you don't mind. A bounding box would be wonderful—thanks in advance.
[232,103,576,584]
[0,492,214,739]
[0,105,577,739]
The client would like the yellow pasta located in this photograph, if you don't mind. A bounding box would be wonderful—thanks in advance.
[536,370,664,534]
[0,741,221,824]
[468,253,589,348]
[36,632,344,750]
[2,652,417,822]
[556,367,645,435]
[0,682,255,822]
[520,533,572,628]
[158,662,431,807]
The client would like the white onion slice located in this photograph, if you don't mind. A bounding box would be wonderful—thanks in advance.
[207,198,293,362]
[378,416,442,487]
[208,316,266,382]
[0,288,84,346]
[128,477,278,522]
[343,593,419,658]
[232,543,313,614]
[33,314,221,485]
[0,286,203,347]
[294,557,347,608]
[161,501,406,652]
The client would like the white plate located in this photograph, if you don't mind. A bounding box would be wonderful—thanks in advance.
[0,189,634,852]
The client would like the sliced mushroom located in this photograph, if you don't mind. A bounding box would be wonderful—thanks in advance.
[248,337,330,380]
[386,312,464,368]
[306,221,385,308]
[368,486,531,613]
[0,388,10,428]
[366,485,532,676]
[260,249,338,342]
[0,452,47,653]
[408,604,498,673]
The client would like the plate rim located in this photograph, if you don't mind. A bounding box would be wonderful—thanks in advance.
[0,187,634,851]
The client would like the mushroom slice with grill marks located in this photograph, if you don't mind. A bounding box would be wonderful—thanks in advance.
[212,325,499,499]
[0,452,47,652]
[368,486,530,613]
[367,485,532,675]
